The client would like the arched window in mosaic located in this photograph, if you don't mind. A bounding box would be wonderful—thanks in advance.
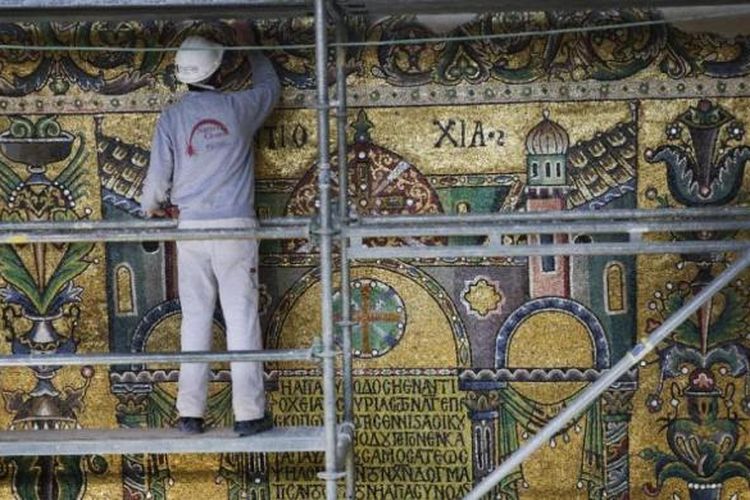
[474,427,485,470]
[540,234,555,272]
[605,261,626,314]
[141,241,160,254]
[472,423,494,474]
[483,426,493,470]
[115,264,135,315]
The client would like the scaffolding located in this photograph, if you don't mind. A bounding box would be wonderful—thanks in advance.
[0,1,748,499]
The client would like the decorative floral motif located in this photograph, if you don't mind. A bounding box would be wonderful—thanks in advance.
[644,276,749,355]
[645,100,750,206]
[641,270,750,498]
[665,123,682,140]
[0,116,103,500]
[641,369,750,499]
[0,21,254,96]
[0,12,749,95]
[461,277,504,319]
[728,121,745,141]
[367,11,750,87]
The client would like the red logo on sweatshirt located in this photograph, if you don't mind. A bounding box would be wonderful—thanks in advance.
[186,119,229,157]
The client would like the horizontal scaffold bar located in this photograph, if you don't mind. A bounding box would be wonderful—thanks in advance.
[348,240,750,259]
[339,0,750,15]
[356,207,750,225]
[0,0,313,21]
[3,0,750,20]
[0,426,355,456]
[0,348,316,367]
[0,217,309,244]
[1,208,746,244]
[348,216,750,238]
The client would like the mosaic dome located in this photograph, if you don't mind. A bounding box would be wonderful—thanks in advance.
[525,110,570,155]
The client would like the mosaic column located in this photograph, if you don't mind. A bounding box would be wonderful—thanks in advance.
[217,453,269,500]
[111,376,175,500]
[461,374,509,499]
[466,392,500,484]
[602,385,636,500]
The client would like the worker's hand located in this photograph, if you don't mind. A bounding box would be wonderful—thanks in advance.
[147,208,167,218]
[147,204,179,219]
[232,20,256,46]
[164,205,180,219]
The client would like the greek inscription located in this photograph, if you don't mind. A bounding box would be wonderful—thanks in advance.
[433,118,505,148]
[259,123,309,149]
[270,376,472,498]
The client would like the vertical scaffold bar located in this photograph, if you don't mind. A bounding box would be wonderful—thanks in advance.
[464,249,750,500]
[313,0,338,498]
[335,14,356,500]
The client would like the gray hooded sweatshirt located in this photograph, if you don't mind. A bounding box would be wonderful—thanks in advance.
[141,52,280,220]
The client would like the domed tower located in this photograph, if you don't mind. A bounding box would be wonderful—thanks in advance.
[525,110,571,298]
[526,109,570,189]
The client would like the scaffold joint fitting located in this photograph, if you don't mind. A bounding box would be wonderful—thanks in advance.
[317,471,348,481]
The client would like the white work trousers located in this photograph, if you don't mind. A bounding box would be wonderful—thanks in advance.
[175,218,265,421]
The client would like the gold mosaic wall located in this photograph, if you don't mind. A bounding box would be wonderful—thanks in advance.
[0,11,748,500]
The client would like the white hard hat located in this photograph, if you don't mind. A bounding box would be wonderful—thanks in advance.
[175,36,224,85]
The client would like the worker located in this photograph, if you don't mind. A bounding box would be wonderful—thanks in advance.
[140,22,280,436]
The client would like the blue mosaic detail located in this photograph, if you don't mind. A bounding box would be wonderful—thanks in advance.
[495,297,610,370]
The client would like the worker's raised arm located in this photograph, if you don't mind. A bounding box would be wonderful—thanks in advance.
[140,116,174,218]
[230,21,281,132]
[247,51,281,120]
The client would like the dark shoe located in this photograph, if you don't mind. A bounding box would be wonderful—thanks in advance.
[234,413,273,437]
[177,417,205,434]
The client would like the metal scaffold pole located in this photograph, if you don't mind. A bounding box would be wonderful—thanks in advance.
[334,12,356,500]
[464,249,750,500]
[313,0,339,498]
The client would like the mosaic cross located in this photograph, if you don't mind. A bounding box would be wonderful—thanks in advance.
[334,278,406,358]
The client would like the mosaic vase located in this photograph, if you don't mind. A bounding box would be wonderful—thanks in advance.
[665,370,739,500]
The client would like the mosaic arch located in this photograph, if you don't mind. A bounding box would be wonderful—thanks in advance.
[495,297,611,370]
[265,259,471,367]
[129,299,226,365]
[283,108,445,252]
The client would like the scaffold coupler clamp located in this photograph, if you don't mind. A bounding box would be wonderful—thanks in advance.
[340,208,360,247]
[317,422,354,481]
[311,337,338,361]
[334,421,355,472]
[309,205,342,246]
[317,470,348,481]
